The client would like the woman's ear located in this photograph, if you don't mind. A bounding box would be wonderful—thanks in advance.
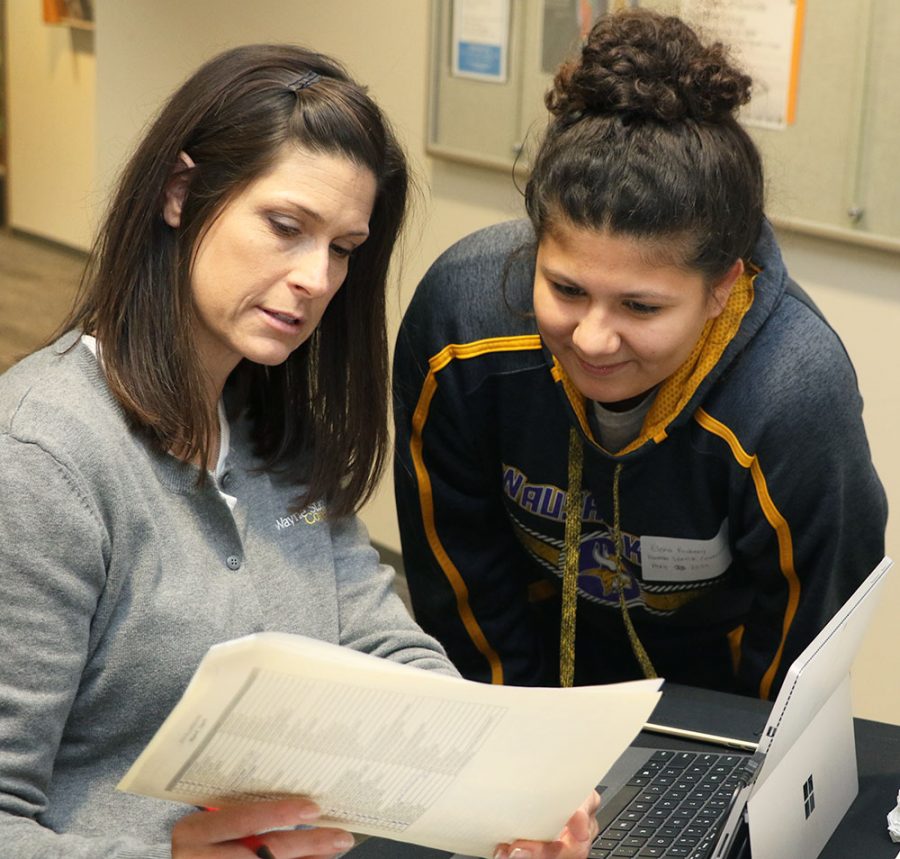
[707,257,745,319]
[162,152,196,228]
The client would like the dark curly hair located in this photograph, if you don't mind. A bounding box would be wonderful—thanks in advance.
[525,9,763,281]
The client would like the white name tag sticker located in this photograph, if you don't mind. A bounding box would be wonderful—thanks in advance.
[641,519,732,582]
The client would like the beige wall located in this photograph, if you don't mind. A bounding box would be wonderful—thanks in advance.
[774,231,900,724]
[7,1,898,722]
[6,2,96,249]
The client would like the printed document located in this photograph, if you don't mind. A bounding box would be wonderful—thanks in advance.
[118,633,661,858]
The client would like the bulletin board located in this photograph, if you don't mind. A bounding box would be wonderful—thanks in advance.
[427,0,900,253]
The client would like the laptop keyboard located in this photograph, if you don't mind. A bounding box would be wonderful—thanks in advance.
[590,749,749,858]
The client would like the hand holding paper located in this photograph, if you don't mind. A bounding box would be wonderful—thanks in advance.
[171,798,350,859]
[493,790,601,859]
[119,633,661,858]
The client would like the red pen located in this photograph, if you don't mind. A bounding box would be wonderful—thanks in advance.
[201,807,276,859]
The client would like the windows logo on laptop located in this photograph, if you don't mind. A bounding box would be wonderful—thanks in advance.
[589,556,892,859]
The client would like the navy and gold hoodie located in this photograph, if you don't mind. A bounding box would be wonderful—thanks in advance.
[393,219,886,699]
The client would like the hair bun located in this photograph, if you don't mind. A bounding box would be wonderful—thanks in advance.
[547,10,752,124]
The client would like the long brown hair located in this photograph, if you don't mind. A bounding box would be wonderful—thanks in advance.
[60,44,408,517]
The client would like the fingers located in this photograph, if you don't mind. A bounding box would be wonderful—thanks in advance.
[172,799,354,859]
[494,791,602,859]
[257,825,356,858]
[493,841,564,859]
[176,798,321,844]
[562,790,601,843]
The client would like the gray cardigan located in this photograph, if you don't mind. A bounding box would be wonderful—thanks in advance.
[0,333,454,858]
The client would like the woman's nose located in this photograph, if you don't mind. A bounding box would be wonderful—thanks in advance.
[288,245,332,297]
[572,310,621,356]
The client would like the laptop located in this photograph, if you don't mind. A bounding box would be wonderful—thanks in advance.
[590,555,893,859]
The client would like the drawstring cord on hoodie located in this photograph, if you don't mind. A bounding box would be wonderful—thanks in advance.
[559,428,658,687]
[559,428,584,688]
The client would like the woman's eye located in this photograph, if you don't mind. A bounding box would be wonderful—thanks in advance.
[330,243,355,260]
[268,217,299,238]
[551,281,584,299]
[625,300,661,315]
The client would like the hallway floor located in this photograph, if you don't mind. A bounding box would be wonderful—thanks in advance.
[0,229,84,371]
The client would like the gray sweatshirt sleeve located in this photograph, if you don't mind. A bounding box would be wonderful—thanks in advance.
[329,513,460,676]
[0,351,457,858]
[0,437,455,858]
[0,435,172,858]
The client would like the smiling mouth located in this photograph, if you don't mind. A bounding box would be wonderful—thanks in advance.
[578,357,627,375]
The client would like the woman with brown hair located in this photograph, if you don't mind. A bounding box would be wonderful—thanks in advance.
[0,44,597,859]
[394,10,886,698]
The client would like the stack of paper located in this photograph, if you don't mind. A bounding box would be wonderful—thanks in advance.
[118,633,661,858]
